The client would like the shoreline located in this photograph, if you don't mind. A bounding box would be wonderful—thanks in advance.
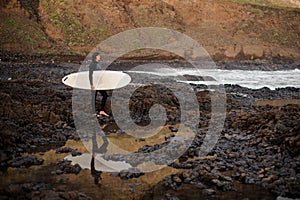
[0,61,299,199]
[1,50,300,68]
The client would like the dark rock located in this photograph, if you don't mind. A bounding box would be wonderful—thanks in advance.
[56,160,81,174]
[163,176,178,190]
[202,188,216,196]
[129,187,135,193]
[172,175,182,184]
[56,147,73,154]
[168,126,178,132]
[56,170,63,175]
[195,182,207,189]
[71,150,82,157]
[0,151,9,162]
[119,168,144,180]
[170,128,178,132]
[9,154,44,168]
[165,193,180,200]
[110,172,119,177]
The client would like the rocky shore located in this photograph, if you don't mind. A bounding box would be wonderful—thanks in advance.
[0,59,299,199]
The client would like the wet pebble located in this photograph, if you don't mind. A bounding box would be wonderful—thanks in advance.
[195,182,207,189]
[9,154,44,168]
[56,160,81,174]
[56,147,81,157]
[119,168,145,180]
[56,177,69,184]
[71,150,82,157]
[110,172,119,177]
[202,188,216,196]
[165,193,180,200]
[170,127,178,132]
[163,176,178,190]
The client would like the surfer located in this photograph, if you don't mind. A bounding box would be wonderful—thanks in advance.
[91,132,109,187]
[89,52,109,117]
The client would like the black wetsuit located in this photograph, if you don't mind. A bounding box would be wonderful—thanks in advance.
[89,61,108,113]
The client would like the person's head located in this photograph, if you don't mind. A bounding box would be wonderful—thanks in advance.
[92,52,101,62]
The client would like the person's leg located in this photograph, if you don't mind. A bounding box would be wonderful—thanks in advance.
[92,132,108,154]
[95,90,100,113]
[92,132,98,154]
[91,90,97,114]
[91,144,103,186]
[99,90,109,116]
[98,136,109,153]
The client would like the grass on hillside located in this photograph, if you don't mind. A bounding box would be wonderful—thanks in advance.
[219,0,300,11]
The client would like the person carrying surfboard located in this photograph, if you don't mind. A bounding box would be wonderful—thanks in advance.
[89,52,109,117]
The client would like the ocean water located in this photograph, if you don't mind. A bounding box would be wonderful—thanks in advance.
[128,68,300,90]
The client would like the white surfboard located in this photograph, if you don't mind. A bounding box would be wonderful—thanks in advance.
[62,71,131,90]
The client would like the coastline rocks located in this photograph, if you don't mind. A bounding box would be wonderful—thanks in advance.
[165,193,180,200]
[55,160,81,175]
[56,147,82,156]
[202,188,216,196]
[8,154,44,168]
[167,102,299,197]
[163,169,234,192]
[118,168,145,180]
[0,183,91,200]
[163,175,180,190]
[229,104,300,155]
[0,63,77,171]
[1,60,300,198]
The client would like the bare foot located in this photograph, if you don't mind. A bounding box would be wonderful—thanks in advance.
[99,110,109,117]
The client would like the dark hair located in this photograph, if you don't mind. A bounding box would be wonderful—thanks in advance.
[92,52,100,62]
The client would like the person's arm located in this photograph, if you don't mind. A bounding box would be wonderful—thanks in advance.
[91,156,96,172]
[89,62,95,90]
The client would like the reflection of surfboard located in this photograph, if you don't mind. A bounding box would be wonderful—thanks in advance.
[62,71,131,90]
[65,153,132,172]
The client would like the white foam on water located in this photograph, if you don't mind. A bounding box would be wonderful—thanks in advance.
[129,68,300,90]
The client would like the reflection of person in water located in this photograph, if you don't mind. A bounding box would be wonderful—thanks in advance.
[91,132,109,187]
[89,52,109,117]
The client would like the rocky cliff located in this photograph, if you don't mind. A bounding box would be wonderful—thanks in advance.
[0,0,300,61]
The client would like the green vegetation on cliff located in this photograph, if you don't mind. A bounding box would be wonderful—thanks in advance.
[0,0,299,60]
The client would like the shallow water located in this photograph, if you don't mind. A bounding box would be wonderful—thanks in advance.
[0,131,276,199]
[0,140,181,199]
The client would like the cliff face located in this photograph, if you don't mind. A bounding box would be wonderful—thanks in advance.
[1,0,300,61]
